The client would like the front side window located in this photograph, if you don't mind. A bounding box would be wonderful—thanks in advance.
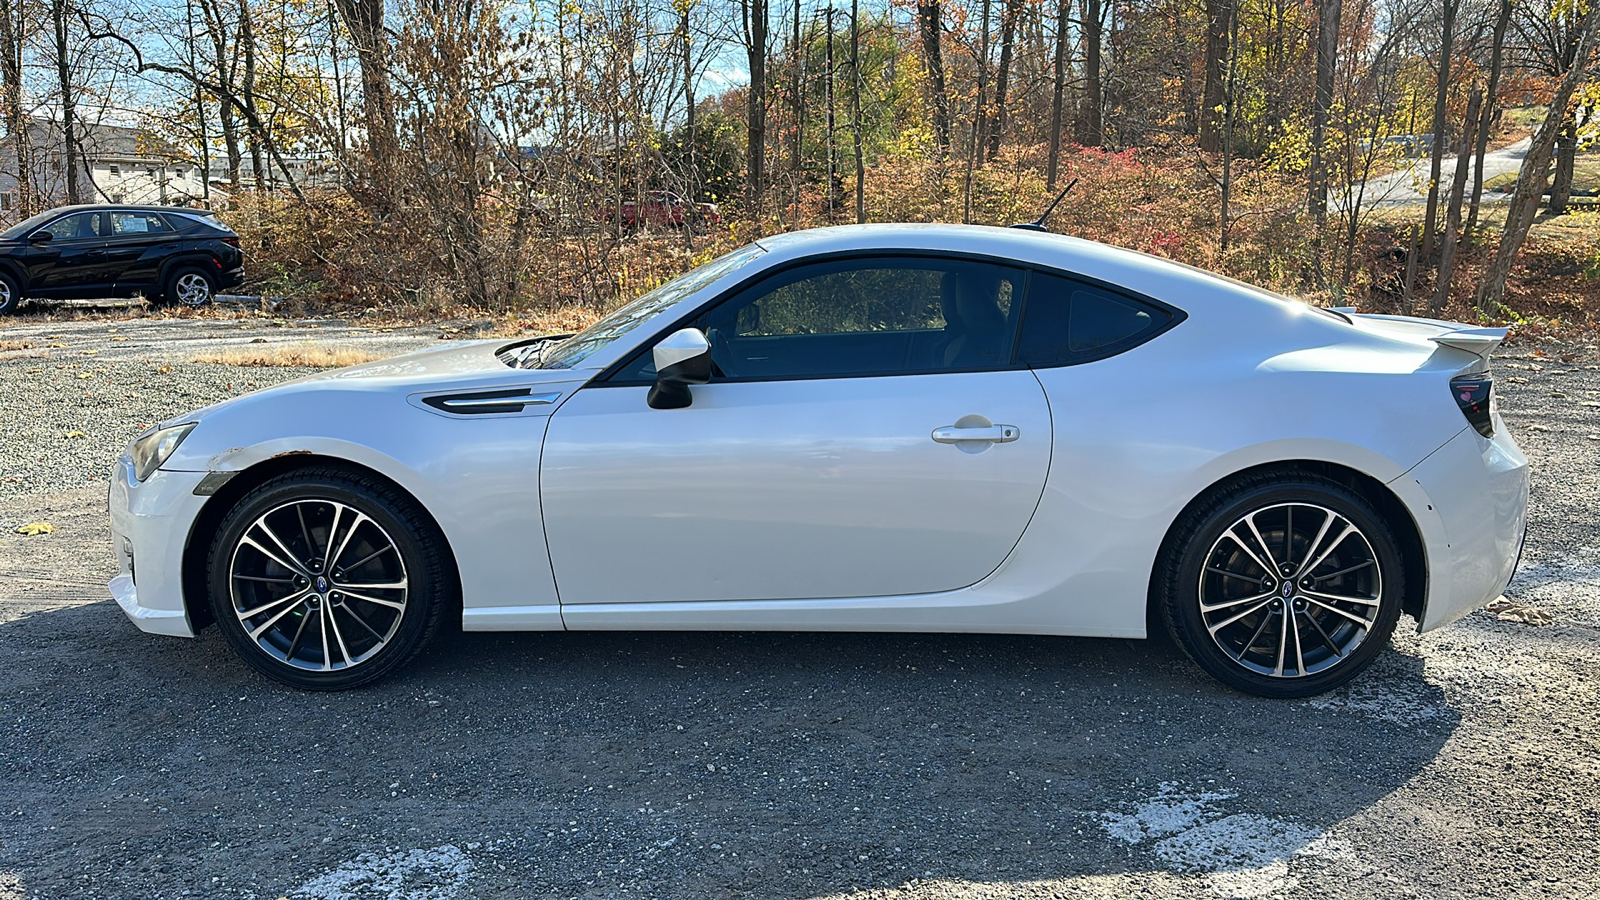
[1017,272,1177,367]
[44,212,103,241]
[614,256,1024,382]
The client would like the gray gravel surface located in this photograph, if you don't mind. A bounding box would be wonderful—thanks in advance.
[1,317,1598,900]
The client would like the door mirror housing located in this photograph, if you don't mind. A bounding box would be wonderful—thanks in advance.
[648,328,712,409]
[26,230,51,243]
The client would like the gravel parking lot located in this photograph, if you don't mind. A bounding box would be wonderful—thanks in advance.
[1,316,1597,900]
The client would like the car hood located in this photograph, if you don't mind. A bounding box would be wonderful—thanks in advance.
[164,338,595,427]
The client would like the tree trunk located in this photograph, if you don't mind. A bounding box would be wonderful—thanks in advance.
[1478,4,1600,313]
[917,1,950,156]
[1432,89,1481,314]
[332,0,397,175]
[51,0,80,204]
[986,0,1022,161]
[851,0,865,223]
[0,0,29,217]
[1548,111,1578,215]
[1307,0,1341,223]
[1401,0,1456,309]
[743,0,767,211]
[1198,0,1230,152]
[1078,0,1102,146]
[1046,0,1068,187]
[1466,0,1512,241]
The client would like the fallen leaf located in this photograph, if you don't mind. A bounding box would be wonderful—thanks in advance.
[156,365,173,374]
[48,343,65,349]
[65,430,86,438]
[77,372,93,379]
[14,522,54,536]
[1485,597,1553,626]
[111,336,129,342]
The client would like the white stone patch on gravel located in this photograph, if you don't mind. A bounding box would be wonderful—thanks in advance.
[1101,781,1234,843]
[1102,785,1356,899]
[1301,646,1452,726]
[290,844,472,900]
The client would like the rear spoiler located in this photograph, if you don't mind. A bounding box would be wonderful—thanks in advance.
[1429,326,1507,359]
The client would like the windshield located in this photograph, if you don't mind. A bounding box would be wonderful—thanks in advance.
[539,244,766,370]
[1,209,65,240]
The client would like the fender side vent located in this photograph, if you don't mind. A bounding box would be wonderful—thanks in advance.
[423,388,557,415]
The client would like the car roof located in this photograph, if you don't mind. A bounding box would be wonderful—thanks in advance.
[35,204,219,217]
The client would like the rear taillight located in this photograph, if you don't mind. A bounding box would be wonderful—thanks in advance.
[1451,374,1494,437]
[221,235,240,247]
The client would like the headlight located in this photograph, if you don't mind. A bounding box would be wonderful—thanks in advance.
[130,423,197,481]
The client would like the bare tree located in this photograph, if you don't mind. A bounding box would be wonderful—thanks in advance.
[1307,0,1341,224]
[0,0,29,217]
[1478,2,1600,312]
[740,0,768,210]
[1077,0,1102,146]
[917,0,950,155]
[1466,0,1512,240]
[1045,0,1068,186]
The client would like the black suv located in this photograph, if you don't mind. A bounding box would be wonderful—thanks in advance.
[0,204,244,314]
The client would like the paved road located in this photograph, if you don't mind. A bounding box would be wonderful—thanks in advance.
[1341,138,1531,209]
[1,318,1598,899]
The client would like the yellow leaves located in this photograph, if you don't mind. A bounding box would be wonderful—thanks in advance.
[64,430,86,438]
[14,522,54,536]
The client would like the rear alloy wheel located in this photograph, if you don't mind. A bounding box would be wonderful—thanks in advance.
[167,267,215,307]
[1161,475,1404,698]
[208,469,452,689]
[0,272,20,315]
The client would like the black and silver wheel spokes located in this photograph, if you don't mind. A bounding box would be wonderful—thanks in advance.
[1198,503,1382,678]
[228,499,409,672]
[175,273,212,306]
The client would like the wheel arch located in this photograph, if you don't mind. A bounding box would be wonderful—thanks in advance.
[179,453,462,633]
[1145,459,1428,636]
[0,257,28,291]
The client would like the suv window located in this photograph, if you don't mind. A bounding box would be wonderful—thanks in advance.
[1017,272,1176,367]
[44,212,104,241]
[614,256,1024,382]
[107,212,173,236]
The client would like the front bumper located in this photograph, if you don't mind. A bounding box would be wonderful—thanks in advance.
[107,457,211,637]
[1389,421,1530,632]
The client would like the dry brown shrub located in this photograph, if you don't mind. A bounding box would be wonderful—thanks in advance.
[193,344,385,368]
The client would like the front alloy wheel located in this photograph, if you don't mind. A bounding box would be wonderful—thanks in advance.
[1162,475,1404,697]
[208,469,452,689]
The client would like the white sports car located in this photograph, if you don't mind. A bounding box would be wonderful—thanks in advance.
[109,224,1529,696]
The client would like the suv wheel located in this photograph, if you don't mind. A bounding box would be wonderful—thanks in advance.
[0,272,21,315]
[166,267,216,307]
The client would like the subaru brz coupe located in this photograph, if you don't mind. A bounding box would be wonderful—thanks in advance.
[109,224,1528,696]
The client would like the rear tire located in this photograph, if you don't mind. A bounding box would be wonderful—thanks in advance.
[1158,472,1404,698]
[206,468,454,690]
[165,267,216,307]
[0,271,21,315]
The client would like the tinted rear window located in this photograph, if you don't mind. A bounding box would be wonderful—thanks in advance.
[1017,272,1176,367]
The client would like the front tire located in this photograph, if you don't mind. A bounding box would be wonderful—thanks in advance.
[165,267,216,307]
[0,271,21,315]
[206,468,453,690]
[1159,473,1404,698]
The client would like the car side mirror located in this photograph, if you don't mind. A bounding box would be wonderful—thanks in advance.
[647,328,712,410]
[26,230,51,243]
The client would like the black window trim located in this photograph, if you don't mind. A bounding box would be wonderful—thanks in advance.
[593,248,1187,386]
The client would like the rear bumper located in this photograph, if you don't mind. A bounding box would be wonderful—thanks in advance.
[107,457,210,637]
[1389,420,1529,631]
[218,265,245,290]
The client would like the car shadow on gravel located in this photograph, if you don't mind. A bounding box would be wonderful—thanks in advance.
[0,602,1456,898]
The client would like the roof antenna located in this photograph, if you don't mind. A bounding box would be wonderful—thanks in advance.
[1010,178,1078,233]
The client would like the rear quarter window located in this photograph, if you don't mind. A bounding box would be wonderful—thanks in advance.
[1016,272,1180,367]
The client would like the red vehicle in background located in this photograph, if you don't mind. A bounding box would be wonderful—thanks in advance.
[600,191,722,231]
